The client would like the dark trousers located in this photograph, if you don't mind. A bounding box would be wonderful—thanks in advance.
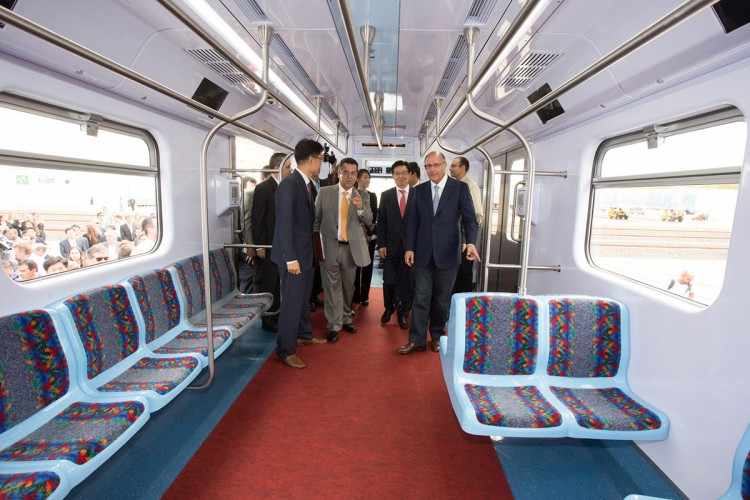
[383,262,414,314]
[353,240,376,303]
[277,264,314,357]
[409,260,458,347]
[452,251,475,294]
[311,263,322,303]
[256,253,280,313]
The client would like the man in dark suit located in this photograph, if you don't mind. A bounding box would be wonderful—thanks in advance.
[401,151,479,354]
[252,152,292,331]
[353,168,378,307]
[271,139,326,369]
[377,160,414,329]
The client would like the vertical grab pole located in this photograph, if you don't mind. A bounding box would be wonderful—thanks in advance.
[463,25,536,295]
[190,22,273,390]
[476,147,494,292]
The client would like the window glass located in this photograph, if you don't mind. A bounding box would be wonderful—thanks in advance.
[588,110,745,306]
[0,98,159,283]
[0,106,151,167]
[506,158,525,241]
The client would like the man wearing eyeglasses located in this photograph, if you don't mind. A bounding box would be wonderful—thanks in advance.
[400,151,479,354]
[314,158,373,343]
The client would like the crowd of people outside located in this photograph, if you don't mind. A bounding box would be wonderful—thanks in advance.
[1,211,158,282]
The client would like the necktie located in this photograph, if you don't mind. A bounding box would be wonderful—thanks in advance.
[432,184,440,215]
[338,191,349,241]
[398,189,406,218]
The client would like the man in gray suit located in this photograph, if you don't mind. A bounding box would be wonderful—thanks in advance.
[314,158,373,343]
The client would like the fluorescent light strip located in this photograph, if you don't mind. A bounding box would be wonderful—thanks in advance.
[184,0,334,135]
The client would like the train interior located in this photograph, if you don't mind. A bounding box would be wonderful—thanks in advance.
[1,0,749,498]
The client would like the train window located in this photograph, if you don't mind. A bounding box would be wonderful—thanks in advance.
[587,107,746,306]
[0,94,160,283]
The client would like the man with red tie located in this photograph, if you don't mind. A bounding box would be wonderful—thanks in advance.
[376,160,414,329]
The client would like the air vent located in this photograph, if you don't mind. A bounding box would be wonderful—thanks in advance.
[0,0,19,29]
[234,0,268,21]
[527,82,564,124]
[186,48,260,97]
[713,0,750,34]
[436,35,468,97]
[466,0,499,24]
[363,124,406,130]
[498,51,561,90]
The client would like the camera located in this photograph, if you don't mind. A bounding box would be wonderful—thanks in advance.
[323,143,337,166]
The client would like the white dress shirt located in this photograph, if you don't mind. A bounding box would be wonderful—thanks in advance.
[431,174,448,209]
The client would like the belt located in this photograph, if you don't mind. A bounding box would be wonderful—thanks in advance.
[337,240,349,245]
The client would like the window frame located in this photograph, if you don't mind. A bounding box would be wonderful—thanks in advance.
[0,93,162,281]
[585,106,745,306]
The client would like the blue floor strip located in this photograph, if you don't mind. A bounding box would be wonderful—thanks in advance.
[68,326,276,500]
[495,438,687,500]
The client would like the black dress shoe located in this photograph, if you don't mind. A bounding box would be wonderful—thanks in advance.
[380,309,393,325]
[397,342,426,355]
[327,331,340,343]
[342,323,357,333]
[262,318,278,333]
[397,312,408,330]
[361,300,369,306]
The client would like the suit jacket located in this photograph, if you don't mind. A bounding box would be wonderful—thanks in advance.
[119,223,134,242]
[377,186,411,282]
[405,176,478,269]
[251,176,278,245]
[271,170,315,271]
[366,191,378,237]
[314,185,373,267]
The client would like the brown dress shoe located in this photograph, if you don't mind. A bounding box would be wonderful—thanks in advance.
[397,342,426,355]
[430,339,441,352]
[298,337,327,345]
[282,354,307,368]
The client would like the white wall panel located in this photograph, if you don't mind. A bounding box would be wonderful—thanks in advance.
[526,57,750,500]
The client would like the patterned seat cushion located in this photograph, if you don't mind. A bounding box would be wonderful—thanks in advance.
[174,256,208,319]
[210,249,236,301]
[550,387,661,431]
[128,270,181,343]
[64,286,140,380]
[547,298,622,377]
[463,296,539,375]
[220,294,273,313]
[99,357,199,395]
[0,401,144,464]
[0,311,70,433]
[464,384,561,428]
[0,471,60,499]
[742,451,750,499]
[153,329,231,356]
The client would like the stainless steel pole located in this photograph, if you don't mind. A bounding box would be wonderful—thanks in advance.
[190,23,273,390]
[335,0,384,150]
[0,6,292,151]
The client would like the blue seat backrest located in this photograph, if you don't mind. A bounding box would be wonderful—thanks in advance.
[547,297,622,378]
[208,251,229,301]
[174,256,206,318]
[211,248,235,299]
[128,270,181,343]
[742,451,750,498]
[0,310,70,433]
[463,295,539,375]
[64,285,140,380]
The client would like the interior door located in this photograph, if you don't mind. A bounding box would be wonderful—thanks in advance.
[486,148,526,292]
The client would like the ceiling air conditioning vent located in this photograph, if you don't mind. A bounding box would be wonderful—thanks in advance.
[713,0,750,34]
[186,48,260,97]
[466,0,499,24]
[234,0,268,21]
[497,51,561,91]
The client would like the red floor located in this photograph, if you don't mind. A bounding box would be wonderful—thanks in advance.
[165,291,513,499]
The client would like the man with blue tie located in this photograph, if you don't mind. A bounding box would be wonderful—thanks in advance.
[272,139,327,369]
[400,151,479,354]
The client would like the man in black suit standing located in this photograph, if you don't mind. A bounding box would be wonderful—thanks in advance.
[400,151,479,354]
[252,152,292,331]
[271,139,326,369]
[377,160,414,329]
